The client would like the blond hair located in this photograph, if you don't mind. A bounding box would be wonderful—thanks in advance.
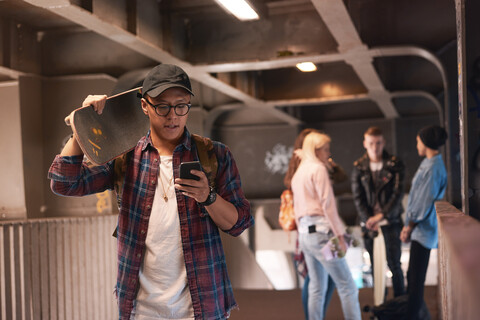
[302,132,331,162]
[283,128,320,189]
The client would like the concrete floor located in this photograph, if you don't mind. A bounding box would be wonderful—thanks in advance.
[230,286,439,320]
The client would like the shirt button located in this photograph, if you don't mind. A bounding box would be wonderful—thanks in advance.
[151,180,156,185]
[146,205,151,209]
[154,159,158,163]
[140,230,146,234]
[137,253,141,258]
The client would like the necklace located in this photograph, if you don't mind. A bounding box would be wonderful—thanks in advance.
[158,169,173,202]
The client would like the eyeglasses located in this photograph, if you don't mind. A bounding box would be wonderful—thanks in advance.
[143,99,191,117]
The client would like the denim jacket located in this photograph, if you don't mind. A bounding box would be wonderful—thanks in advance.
[405,154,447,249]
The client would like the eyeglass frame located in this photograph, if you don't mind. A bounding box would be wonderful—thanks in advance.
[142,98,191,117]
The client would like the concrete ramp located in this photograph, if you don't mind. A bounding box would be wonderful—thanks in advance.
[221,232,273,289]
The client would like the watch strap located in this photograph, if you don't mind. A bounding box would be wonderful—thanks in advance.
[199,186,217,206]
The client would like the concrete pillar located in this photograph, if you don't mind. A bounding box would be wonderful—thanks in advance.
[0,81,26,220]
[456,0,480,218]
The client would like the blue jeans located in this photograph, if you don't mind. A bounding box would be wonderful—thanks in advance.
[302,274,335,320]
[299,230,361,320]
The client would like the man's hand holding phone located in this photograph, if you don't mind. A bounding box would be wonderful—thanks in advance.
[175,161,210,203]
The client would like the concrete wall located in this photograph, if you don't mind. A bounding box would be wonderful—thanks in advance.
[0,81,26,220]
[19,76,44,220]
[0,72,239,220]
[213,110,440,200]
[213,123,298,199]
[42,75,117,218]
[0,72,444,222]
[0,75,119,220]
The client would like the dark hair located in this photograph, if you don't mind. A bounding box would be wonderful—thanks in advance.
[283,128,320,189]
[418,125,448,150]
[364,126,383,137]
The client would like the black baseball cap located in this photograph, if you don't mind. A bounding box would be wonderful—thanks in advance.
[141,64,194,98]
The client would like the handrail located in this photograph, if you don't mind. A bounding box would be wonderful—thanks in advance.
[436,201,480,320]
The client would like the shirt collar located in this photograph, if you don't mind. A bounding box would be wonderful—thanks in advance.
[424,153,442,164]
[180,128,192,150]
[358,150,392,169]
[140,128,192,152]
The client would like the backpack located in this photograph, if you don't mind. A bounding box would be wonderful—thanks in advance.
[364,294,431,320]
[278,189,296,231]
[112,134,218,237]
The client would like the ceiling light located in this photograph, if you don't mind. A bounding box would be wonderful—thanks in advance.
[215,0,260,21]
[296,62,317,72]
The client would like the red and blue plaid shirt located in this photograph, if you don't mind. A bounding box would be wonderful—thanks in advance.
[48,129,253,320]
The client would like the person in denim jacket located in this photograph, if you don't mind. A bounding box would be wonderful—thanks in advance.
[401,125,447,320]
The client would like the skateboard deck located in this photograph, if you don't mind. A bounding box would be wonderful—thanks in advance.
[373,226,387,306]
[70,87,149,165]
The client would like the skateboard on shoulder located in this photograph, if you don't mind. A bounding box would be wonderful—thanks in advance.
[68,87,149,165]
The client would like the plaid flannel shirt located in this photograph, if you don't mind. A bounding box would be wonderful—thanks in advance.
[48,129,253,320]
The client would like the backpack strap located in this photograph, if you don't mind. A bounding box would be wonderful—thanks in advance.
[112,151,132,238]
[192,134,218,189]
[113,151,132,203]
[112,136,217,238]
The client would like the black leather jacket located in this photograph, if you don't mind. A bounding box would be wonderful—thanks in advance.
[351,151,405,225]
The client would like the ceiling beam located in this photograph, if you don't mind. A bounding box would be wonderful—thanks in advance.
[310,0,399,118]
[390,90,444,124]
[21,0,301,125]
[268,93,370,107]
[269,89,444,126]
[371,47,449,120]
[195,45,446,81]
[195,46,448,115]
[196,45,448,119]
[310,0,364,53]
[0,66,26,80]
[194,52,351,73]
[189,14,447,120]
[17,0,447,124]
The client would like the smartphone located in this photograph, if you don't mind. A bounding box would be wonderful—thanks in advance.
[179,161,202,181]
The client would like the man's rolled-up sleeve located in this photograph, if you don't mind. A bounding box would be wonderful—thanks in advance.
[214,145,254,237]
[48,154,114,197]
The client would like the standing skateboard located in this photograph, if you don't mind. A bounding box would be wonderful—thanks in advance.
[68,87,149,165]
[373,221,388,306]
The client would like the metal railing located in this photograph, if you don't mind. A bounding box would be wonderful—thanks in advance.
[0,215,118,320]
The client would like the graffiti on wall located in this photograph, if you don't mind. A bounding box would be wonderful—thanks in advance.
[264,143,293,175]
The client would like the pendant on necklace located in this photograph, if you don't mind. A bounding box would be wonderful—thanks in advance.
[163,195,168,202]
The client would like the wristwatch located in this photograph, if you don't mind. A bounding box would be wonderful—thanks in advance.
[199,186,217,206]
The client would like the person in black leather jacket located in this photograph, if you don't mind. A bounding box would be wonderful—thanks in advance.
[351,126,406,297]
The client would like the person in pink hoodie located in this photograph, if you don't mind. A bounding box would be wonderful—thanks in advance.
[291,132,361,320]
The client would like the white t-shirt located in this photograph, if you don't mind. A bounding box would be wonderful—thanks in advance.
[369,160,383,214]
[133,156,194,320]
[369,161,383,173]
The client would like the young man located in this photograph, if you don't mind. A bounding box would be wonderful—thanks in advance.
[351,126,406,297]
[48,64,254,320]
